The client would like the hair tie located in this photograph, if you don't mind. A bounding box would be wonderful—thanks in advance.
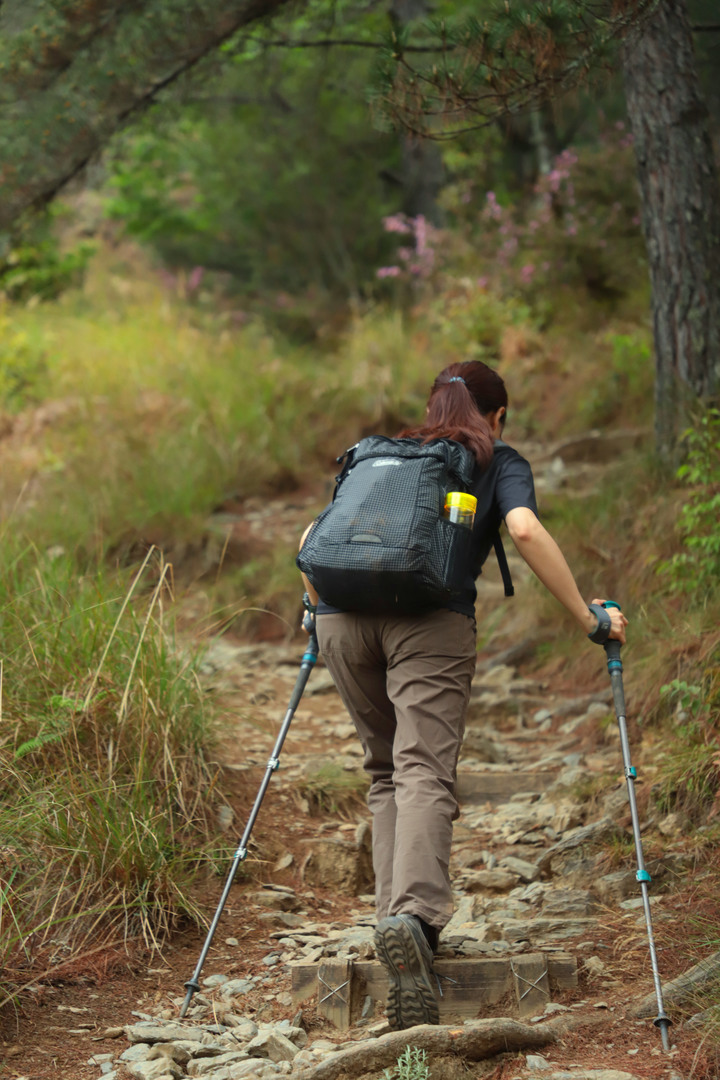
[447,376,466,384]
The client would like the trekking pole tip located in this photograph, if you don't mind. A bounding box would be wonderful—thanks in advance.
[655,1013,672,1053]
[179,980,200,1018]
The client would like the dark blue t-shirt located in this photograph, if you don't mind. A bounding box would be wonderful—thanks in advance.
[316,439,538,619]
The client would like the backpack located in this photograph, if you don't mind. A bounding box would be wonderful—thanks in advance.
[297,436,512,614]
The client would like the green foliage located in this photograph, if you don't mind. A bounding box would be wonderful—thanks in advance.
[577,332,653,427]
[0,211,94,301]
[0,308,47,410]
[104,2,401,304]
[655,674,720,819]
[426,281,535,362]
[0,0,294,231]
[659,409,720,594]
[383,1045,431,1080]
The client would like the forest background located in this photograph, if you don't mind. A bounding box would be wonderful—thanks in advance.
[0,0,719,1061]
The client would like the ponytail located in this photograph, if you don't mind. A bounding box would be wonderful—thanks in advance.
[398,361,508,472]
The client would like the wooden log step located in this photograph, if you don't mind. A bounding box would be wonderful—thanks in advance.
[290,952,578,1029]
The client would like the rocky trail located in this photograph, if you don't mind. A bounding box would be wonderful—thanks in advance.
[4,432,716,1080]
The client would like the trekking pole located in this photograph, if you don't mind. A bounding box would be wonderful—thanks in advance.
[179,597,319,1018]
[601,601,671,1053]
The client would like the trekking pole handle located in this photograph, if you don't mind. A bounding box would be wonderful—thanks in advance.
[302,592,319,657]
[601,601,623,671]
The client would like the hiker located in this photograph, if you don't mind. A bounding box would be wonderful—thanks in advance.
[297,359,627,1031]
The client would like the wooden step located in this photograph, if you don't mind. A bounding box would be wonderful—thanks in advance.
[290,952,578,1029]
[456,769,557,805]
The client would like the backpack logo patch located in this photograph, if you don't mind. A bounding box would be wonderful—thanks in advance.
[372,458,404,468]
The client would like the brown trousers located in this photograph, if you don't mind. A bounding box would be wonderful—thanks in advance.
[317,609,476,930]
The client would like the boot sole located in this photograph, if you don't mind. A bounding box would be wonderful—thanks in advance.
[374,916,439,1030]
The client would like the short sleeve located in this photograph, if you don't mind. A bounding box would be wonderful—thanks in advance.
[494,450,538,520]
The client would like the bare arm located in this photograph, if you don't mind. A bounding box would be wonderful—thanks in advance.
[505,507,627,643]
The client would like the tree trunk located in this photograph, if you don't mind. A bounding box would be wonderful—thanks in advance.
[622,0,720,461]
[0,0,292,233]
[390,0,445,225]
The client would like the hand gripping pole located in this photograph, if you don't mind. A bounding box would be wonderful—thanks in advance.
[602,604,671,1052]
[179,617,319,1018]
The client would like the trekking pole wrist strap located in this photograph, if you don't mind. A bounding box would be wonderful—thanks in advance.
[302,592,317,614]
[587,603,612,645]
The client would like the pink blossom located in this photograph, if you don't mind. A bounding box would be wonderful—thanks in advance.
[566,225,577,236]
[377,266,401,278]
[187,266,204,293]
[477,276,489,289]
[548,169,563,192]
[415,215,428,256]
[484,192,503,220]
[615,120,625,130]
[383,214,412,234]
[520,264,535,283]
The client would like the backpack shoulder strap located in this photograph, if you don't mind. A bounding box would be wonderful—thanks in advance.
[493,532,515,597]
[333,443,359,492]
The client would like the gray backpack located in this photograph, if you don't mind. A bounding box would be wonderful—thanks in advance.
[298,436,500,613]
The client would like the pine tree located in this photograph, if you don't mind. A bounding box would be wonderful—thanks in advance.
[0,0,292,233]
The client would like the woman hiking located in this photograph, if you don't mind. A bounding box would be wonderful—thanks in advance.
[298,359,627,1032]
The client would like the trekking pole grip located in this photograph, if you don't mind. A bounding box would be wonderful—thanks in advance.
[601,601,623,672]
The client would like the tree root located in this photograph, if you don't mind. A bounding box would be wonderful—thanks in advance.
[294,1017,564,1080]
[632,948,720,1017]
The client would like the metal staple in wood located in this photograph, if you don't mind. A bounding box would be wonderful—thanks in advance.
[318,974,350,1007]
[510,960,550,1003]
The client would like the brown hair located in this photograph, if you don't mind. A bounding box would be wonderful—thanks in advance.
[399,360,508,471]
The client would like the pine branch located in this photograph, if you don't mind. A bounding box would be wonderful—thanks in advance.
[374,0,664,137]
[0,0,294,231]
[245,35,445,50]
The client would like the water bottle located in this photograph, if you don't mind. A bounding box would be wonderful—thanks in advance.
[444,492,477,529]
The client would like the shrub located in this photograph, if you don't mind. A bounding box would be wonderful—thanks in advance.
[383,1045,431,1080]
[0,210,94,302]
[0,308,47,411]
[655,674,720,819]
[473,127,646,308]
[659,408,720,595]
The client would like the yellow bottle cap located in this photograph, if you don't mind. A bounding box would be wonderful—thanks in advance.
[445,491,478,512]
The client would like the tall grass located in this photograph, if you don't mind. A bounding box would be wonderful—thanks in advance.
[0,541,223,1007]
[2,271,453,561]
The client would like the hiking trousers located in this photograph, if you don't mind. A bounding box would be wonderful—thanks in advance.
[317,609,476,931]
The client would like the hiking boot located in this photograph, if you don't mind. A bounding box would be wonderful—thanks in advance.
[373,914,439,1030]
